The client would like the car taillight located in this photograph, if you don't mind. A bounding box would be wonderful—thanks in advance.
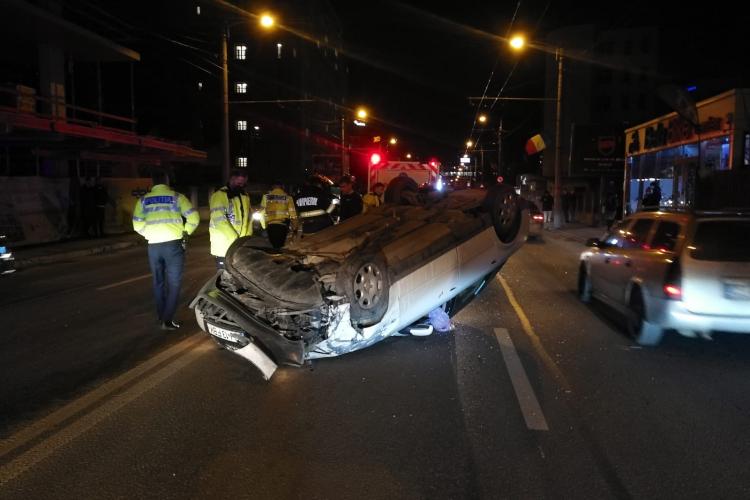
[663,258,682,300]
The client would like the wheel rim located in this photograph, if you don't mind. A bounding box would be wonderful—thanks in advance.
[353,262,384,309]
[495,193,519,241]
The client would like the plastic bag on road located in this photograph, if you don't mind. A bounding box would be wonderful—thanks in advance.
[428,307,453,332]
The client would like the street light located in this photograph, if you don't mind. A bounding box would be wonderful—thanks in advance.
[510,33,564,229]
[221,13,278,179]
[389,137,398,145]
[406,153,412,159]
[356,107,368,120]
[478,114,487,124]
[466,140,474,148]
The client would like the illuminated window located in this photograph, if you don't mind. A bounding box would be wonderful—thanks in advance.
[196,5,201,15]
[236,120,247,131]
[235,45,247,60]
[236,157,247,167]
[235,82,247,94]
[276,43,282,59]
[197,81,203,90]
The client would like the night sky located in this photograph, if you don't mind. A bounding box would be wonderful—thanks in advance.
[64,0,750,173]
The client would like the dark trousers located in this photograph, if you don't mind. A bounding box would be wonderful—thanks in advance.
[267,223,288,249]
[147,240,185,322]
[94,206,105,237]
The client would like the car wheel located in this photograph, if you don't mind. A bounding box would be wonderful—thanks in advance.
[384,176,419,205]
[339,252,390,327]
[627,288,664,346]
[485,185,521,243]
[578,264,592,303]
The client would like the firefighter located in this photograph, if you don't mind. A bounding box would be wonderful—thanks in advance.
[294,175,336,234]
[132,169,199,330]
[362,182,385,213]
[260,181,297,249]
[209,168,252,269]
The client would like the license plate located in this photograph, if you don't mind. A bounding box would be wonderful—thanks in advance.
[207,323,240,342]
[723,279,750,301]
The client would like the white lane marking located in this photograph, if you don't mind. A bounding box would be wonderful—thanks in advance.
[493,328,549,431]
[0,335,205,463]
[96,273,152,291]
[0,336,211,486]
[497,275,572,393]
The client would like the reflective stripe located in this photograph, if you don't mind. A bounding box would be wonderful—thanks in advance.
[300,209,326,218]
[183,208,197,216]
[132,216,146,222]
[143,206,176,214]
[145,218,183,225]
[211,216,226,223]
[210,207,225,213]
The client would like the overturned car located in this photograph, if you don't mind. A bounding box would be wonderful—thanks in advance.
[191,179,528,379]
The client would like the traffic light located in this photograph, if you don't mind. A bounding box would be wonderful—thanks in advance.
[370,152,382,166]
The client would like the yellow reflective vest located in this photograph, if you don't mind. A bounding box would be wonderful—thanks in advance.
[260,188,297,227]
[362,192,383,213]
[209,186,252,257]
[132,184,199,244]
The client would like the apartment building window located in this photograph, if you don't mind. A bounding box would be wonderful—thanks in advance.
[197,81,203,90]
[196,5,201,15]
[235,45,247,60]
[276,43,282,59]
[236,120,247,131]
[235,82,247,94]
[236,157,247,167]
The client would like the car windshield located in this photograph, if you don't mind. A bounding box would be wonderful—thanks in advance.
[691,219,750,262]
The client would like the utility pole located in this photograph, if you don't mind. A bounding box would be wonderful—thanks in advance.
[553,48,564,229]
[341,114,348,175]
[497,117,503,178]
[221,26,230,180]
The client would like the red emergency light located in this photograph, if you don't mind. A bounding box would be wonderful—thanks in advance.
[370,153,382,166]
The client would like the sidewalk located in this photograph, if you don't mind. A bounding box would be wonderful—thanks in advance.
[539,222,607,245]
[13,226,209,269]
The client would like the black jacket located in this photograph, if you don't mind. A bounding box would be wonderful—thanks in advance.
[339,192,363,221]
[541,194,554,211]
[294,185,333,233]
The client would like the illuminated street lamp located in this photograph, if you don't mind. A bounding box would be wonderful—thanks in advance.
[406,153,412,159]
[259,13,275,29]
[510,33,564,229]
[389,137,398,145]
[466,140,474,148]
[356,107,368,120]
[478,114,487,124]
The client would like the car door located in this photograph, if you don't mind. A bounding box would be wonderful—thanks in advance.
[589,219,631,298]
[600,218,655,305]
[640,219,683,299]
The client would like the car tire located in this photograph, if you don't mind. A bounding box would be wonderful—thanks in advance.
[578,264,592,303]
[384,176,419,205]
[484,185,522,243]
[627,288,664,346]
[339,252,390,327]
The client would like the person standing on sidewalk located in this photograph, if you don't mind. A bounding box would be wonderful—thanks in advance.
[260,181,297,249]
[132,169,199,331]
[541,190,554,229]
[209,168,252,269]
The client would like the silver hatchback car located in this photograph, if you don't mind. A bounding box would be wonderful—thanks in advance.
[578,211,750,345]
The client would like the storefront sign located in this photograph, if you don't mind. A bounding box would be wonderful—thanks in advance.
[570,124,625,176]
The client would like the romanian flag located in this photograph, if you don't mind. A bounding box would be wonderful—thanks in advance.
[525,134,546,155]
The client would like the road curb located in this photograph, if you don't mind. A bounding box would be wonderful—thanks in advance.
[15,240,142,269]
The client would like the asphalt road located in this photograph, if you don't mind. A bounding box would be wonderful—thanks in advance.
[3,231,750,499]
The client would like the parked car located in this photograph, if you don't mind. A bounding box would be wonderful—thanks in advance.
[527,201,544,239]
[0,235,15,275]
[191,178,529,379]
[578,210,750,345]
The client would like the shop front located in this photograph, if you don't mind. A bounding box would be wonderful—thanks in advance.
[624,89,749,213]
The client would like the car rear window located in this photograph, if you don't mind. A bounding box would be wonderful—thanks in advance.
[691,220,750,262]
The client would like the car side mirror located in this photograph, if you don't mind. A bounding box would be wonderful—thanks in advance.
[585,237,600,248]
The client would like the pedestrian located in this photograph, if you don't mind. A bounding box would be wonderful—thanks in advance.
[260,181,297,249]
[93,177,109,237]
[80,177,96,237]
[604,192,618,230]
[209,168,252,269]
[362,182,385,213]
[561,189,570,223]
[294,175,335,234]
[338,175,363,221]
[541,190,554,229]
[132,169,199,330]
